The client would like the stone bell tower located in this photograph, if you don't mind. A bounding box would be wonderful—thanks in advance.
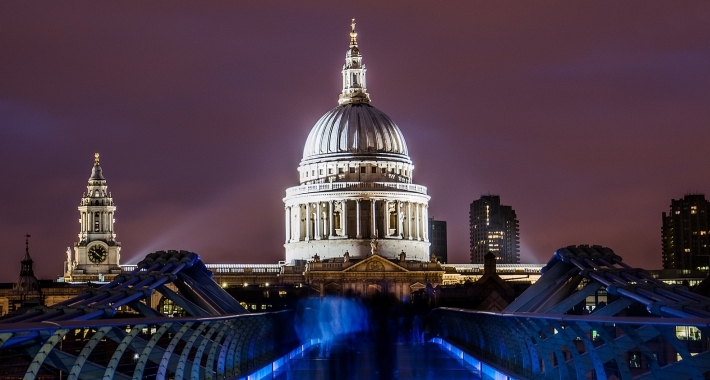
[64,153,122,282]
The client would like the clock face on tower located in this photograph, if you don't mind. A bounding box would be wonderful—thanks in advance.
[88,245,108,264]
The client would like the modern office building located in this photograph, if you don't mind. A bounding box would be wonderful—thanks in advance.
[469,195,519,264]
[662,193,710,272]
[429,218,447,263]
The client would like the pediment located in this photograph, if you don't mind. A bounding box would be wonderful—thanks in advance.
[410,282,426,291]
[344,255,409,273]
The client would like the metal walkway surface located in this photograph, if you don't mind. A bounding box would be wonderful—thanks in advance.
[270,341,481,380]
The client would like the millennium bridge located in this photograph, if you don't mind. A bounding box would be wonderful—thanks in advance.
[1,246,709,379]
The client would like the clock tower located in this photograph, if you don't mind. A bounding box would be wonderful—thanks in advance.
[64,153,122,282]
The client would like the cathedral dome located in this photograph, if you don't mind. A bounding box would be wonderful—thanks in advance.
[284,20,431,265]
[302,103,410,163]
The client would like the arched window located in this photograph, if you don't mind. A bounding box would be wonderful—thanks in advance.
[94,212,100,232]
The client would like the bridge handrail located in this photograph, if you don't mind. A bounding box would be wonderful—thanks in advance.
[429,307,710,379]
[0,309,300,379]
[0,310,287,335]
[432,307,710,327]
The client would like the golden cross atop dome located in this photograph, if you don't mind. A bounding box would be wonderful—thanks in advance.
[94,152,100,165]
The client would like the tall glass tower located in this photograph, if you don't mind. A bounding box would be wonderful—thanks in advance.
[470,195,519,264]
[662,193,710,271]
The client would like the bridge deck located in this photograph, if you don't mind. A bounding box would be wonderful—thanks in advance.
[270,341,481,380]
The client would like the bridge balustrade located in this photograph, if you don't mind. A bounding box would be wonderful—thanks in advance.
[0,250,302,379]
[0,310,298,379]
[430,308,710,379]
[428,243,710,380]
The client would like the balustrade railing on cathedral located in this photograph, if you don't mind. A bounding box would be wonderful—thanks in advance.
[285,181,427,196]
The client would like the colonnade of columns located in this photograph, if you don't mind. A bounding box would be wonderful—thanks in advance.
[80,211,114,234]
[285,199,428,243]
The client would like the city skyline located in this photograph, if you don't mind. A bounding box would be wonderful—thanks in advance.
[1,2,710,282]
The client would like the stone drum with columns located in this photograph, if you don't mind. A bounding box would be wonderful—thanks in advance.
[284,20,430,263]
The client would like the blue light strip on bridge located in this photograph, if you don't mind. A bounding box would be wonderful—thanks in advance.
[241,339,321,380]
[429,337,518,380]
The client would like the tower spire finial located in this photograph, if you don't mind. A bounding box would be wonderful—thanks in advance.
[94,152,100,165]
[25,233,30,257]
[339,19,370,105]
[350,18,357,47]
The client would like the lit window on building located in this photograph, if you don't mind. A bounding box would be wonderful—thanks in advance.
[158,297,186,317]
[629,353,641,368]
[591,330,600,340]
[676,326,702,340]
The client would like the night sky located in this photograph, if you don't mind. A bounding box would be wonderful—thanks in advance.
[1,2,709,282]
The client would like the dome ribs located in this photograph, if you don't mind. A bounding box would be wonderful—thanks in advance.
[371,107,389,152]
[301,103,411,163]
[327,108,343,154]
[361,106,375,152]
[313,114,326,155]
[348,106,360,152]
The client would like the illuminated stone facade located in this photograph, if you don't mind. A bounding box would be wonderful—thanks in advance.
[64,153,122,282]
[284,21,430,264]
